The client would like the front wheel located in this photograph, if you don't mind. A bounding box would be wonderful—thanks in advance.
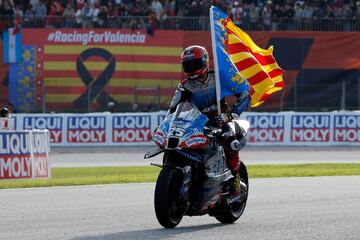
[154,165,186,228]
[216,162,249,224]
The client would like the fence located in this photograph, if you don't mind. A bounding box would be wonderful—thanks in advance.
[1,15,360,32]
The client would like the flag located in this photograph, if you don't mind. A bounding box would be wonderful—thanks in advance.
[40,30,182,111]
[12,15,22,36]
[210,6,284,109]
[2,28,22,64]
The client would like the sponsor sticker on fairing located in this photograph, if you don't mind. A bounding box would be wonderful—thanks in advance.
[246,115,285,142]
[184,136,207,147]
[23,116,63,143]
[333,115,360,142]
[67,116,106,143]
[291,115,330,142]
[0,132,32,179]
[112,115,151,143]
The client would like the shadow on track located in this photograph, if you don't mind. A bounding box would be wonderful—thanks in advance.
[72,223,227,240]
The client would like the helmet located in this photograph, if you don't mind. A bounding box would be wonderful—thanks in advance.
[0,107,10,118]
[181,45,209,81]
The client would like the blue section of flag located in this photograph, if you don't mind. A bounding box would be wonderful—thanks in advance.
[210,6,250,100]
[2,28,22,64]
[9,45,36,113]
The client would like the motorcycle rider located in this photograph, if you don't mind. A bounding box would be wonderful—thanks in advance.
[168,45,250,196]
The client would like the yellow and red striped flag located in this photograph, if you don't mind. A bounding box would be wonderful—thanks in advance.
[224,18,285,107]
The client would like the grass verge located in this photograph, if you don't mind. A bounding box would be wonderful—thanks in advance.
[1,163,360,189]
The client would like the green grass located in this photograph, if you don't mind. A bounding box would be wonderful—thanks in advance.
[1,163,360,189]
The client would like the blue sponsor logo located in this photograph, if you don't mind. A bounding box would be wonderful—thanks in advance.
[291,115,330,128]
[0,132,31,155]
[23,116,62,130]
[68,116,106,130]
[112,115,150,129]
[334,115,360,128]
[247,115,284,129]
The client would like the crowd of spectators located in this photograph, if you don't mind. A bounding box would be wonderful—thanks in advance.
[0,0,360,31]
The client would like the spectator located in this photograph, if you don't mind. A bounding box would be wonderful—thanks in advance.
[107,2,118,28]
[302,4,313,30]
[33,1,47,27]
[199,0,211,30]
[81,2,93,28]
[75,3,83,27]
[342,3,353,31]
[271,3,282,30]
[283,2,295,30]
[248,2,260,30]
[1,0,14,16]
[230,1,244,28]
[312,3,324,31]
[151,0,164,27]
[0,107,10,118]
[97,5,108,28]
[47,1,64,28]
[294,2,303,30]
[91,3,100,28]
[63,3,75,27]
[262,3,272,31]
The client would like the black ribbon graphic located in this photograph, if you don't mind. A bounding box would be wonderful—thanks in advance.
[73,48,116,109]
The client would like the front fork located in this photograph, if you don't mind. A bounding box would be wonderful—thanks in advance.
[179,166,192,201]
[151,163,192,202]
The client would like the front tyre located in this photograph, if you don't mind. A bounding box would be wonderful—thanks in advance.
[154,165,185,228]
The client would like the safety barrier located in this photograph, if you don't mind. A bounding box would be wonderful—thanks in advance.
[11,111,360,147]
[0,130,51,180]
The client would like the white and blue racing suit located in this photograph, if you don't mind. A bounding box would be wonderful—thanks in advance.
[168,71,251,172]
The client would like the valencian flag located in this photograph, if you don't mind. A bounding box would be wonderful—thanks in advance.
[210,6,284,111]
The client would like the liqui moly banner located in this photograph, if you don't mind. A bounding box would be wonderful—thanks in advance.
[333,114,360,143]
[23,116,63,143]
[290,114,331,143]
[245,114,285,144]
[0,130,51,180]
[67,116,106,144]
[12,111,360,146]
[112,115,151,143]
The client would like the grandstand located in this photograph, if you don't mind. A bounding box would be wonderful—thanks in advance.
[0,0,360,113]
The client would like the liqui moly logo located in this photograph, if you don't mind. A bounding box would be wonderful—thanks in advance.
[0,132,32,179]
[23,116,63,143]
[112,115,151,143]
[67,116,106,143]
[291,115,330,142]
[334,115,360,142]
[31,132,50,178]
[247,115,284,142]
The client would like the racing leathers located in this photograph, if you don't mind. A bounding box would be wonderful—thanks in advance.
[168,71,250,173]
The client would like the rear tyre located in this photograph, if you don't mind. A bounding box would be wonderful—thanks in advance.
[154,165,185,228]
[216,162,249,224]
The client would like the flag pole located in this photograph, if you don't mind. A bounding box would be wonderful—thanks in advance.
[209,6,222,115]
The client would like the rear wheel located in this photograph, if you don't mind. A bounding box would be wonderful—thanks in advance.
[154,165,186,228]
[216,162,249,224]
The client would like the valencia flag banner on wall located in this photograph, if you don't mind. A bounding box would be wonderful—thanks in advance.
[210,6,284,109]
[22,29,183,112]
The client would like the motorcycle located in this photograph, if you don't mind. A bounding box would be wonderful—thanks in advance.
[144,102,250,228]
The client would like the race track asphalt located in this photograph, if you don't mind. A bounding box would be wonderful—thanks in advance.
[0,176,359,240]
[51,146,360,167]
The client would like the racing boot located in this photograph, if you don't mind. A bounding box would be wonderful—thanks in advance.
[230,171,241,196]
